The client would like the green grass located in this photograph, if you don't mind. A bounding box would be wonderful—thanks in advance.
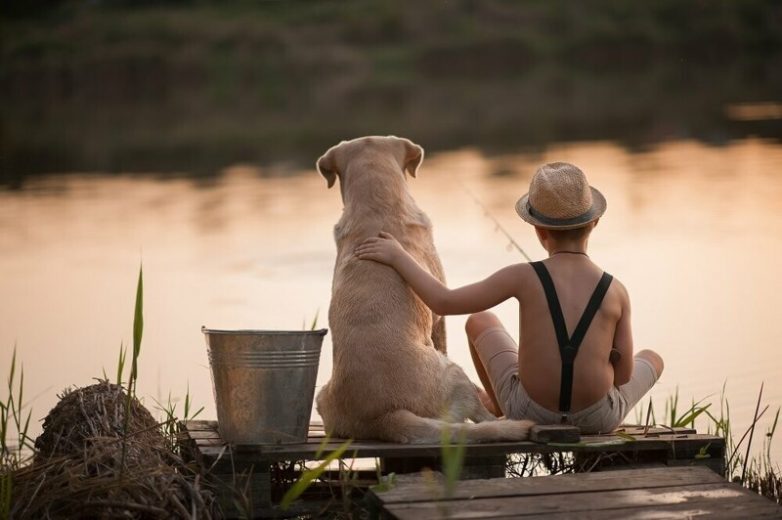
[120,263,144,474]
[0,346,35,518]
[280,438,353,511]
[440,425,467,499]
[634,383,781,504]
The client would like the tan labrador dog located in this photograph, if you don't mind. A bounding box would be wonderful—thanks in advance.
[315,136,533,443]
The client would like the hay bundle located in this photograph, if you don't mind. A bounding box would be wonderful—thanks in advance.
[11,380,217,519]
[35,380,165,458]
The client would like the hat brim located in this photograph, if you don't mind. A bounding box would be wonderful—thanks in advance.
[515,187,607,230]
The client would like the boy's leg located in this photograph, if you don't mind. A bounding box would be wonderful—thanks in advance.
[635,349,664,378]
[466,312,517,417]
[615,349,664,419]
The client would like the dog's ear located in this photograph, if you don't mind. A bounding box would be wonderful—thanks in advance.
[316,148,338,188]
[402,138,424,178]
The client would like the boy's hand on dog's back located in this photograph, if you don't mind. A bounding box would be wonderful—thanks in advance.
[354,231,404,265]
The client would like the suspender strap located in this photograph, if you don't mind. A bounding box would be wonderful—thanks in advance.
[571,272,614,355]
[531,262,614,413]
[531,262,570,355]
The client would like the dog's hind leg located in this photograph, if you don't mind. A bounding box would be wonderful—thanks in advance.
[441,362,496,424]
[373,409,445,443]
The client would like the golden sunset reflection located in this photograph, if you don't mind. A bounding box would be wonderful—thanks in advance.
[1,138,781,456]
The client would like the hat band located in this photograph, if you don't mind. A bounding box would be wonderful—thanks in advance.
[528,202,599,227]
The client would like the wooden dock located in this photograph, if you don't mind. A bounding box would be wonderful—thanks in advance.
[369,465,782,519]
[178,420,728,517]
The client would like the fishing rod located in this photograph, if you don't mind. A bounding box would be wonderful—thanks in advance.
[460,183,533,262]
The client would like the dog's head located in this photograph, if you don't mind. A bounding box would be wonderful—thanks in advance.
[316,136,424,190]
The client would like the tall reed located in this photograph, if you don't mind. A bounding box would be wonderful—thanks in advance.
[0,347,36,517]
[120,264,144,474]
[636,383,780,504]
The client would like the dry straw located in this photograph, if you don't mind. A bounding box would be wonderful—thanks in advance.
[11,380,217,518]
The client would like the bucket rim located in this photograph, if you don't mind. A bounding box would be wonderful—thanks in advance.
[201,326,328,336]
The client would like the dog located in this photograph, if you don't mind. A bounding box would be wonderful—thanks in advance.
[314,136,533,443]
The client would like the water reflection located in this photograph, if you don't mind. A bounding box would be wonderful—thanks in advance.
[1,138,781,457]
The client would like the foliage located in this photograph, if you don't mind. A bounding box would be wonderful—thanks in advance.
[636,383,781,504]
[120,264,144,474]
[0,347,35,517]
[440,425,466,499]
[280,437,353,510]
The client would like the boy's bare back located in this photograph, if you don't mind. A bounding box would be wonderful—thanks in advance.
[509,254,632,413]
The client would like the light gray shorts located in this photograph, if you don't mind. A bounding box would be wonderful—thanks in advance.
[473,326,659,434]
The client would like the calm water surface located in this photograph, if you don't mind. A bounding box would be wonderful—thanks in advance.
[2,138,781,456]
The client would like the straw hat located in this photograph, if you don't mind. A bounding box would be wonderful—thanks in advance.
[515,162,606,230]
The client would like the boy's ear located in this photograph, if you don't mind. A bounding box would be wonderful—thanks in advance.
[535,227,548,242]
[316,148,338,188]
[401,138,424,178]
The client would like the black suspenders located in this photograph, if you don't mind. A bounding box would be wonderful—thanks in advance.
[531,262,613,415]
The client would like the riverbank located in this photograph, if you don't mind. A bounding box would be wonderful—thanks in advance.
[2,1,781,185]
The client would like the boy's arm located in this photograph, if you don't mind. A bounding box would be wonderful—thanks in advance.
[355,232,521,315]
[612,282,634,386]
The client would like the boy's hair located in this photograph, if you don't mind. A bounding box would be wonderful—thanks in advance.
[546,225,592,243]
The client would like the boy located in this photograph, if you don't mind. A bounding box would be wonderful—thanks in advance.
[354,162,663,433]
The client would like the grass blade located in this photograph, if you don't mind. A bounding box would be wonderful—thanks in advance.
[16,366,24,430]
[674,404,711,428]
[130,265,144,396]
[121,264,144,474]
[741,382,764,483]
[726,405,769,471]
[643,398,653,436]
[281,439,352,510]
[615,431,637,442]
[7,348,15,397]
[116,342,126,388]
[441,426,467,498]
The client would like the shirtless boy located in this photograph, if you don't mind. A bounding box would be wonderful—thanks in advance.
[355,162,664,433]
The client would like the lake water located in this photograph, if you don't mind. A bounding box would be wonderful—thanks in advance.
[1,138,781,460]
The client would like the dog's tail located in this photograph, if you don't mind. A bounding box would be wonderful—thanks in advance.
[374,409,533,444]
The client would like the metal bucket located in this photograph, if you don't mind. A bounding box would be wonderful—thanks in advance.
[203,327,327,444]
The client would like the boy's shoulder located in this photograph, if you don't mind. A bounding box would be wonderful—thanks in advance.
[519,259,630,300]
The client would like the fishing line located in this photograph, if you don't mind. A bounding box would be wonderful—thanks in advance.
[460,183,533,262]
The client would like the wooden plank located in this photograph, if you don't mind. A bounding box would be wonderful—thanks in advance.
[183,420,718,446]
[181,419,216,431]
[195,438,225,449]
[469,502,782,520]
[180,420,723,469]
[530,425,580,443]
[374,466,724,505]
[384,482,780,519]
[188,430,222,440]
[615,425,697,435]
[183,420,697,438]
[224,434,722,462]
[185,436,723,468]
